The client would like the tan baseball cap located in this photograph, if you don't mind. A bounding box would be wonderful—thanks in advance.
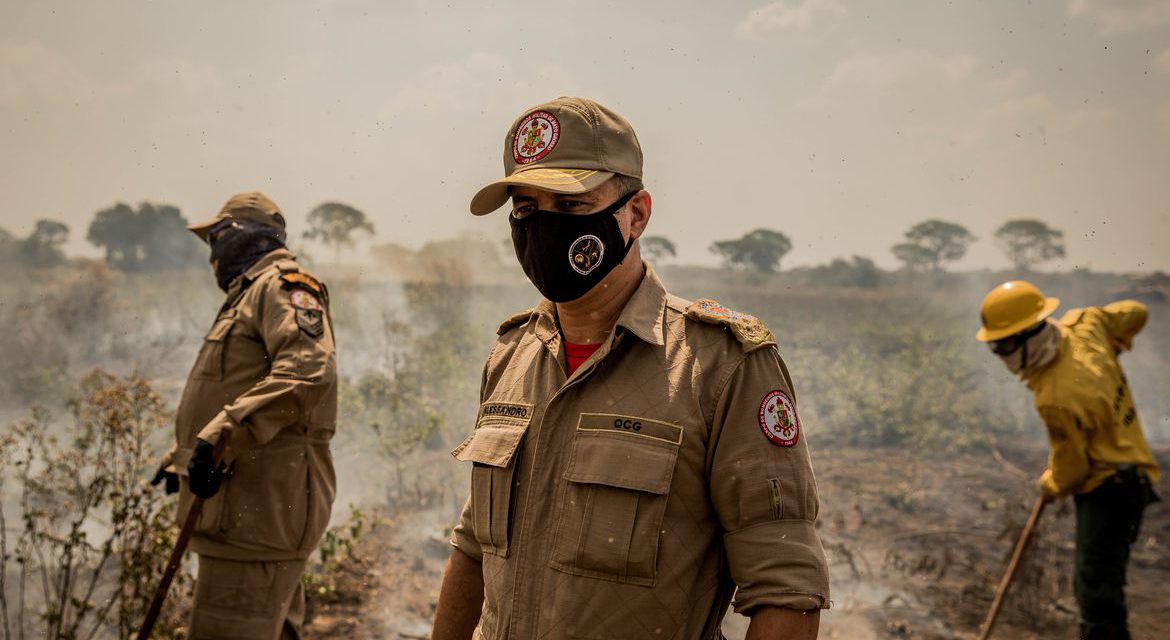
[469,97,644,216]
[188,191,285,242]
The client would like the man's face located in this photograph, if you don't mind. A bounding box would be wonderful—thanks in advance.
[207,218,242,247]
[509,178,649,241]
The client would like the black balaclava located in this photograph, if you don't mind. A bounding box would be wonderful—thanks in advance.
[509,190,637,303]
[209,220,287,292]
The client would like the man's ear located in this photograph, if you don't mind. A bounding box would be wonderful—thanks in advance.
[627,190,652,240]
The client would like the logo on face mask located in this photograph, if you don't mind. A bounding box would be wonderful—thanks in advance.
[513,111,560,164]
[568,235,604,275]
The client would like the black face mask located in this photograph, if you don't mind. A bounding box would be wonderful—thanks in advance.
[209,220,286,292]
[510,191,637,303]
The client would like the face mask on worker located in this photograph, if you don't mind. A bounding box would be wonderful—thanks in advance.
[510,191,637,303]
[209,219,287,292]
[992,319,1061,379]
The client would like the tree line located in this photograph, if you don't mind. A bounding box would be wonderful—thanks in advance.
[2,199,1064,276]
[640,217,1066,274]
[0,201,375,270]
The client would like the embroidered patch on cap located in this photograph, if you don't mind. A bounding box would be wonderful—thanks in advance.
[290,289,322,311]
[568,235,604,275]
[513,110,560,165]
[759,389,800,448]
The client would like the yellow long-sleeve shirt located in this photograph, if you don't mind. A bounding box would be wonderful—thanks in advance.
[1026,300,1160,498]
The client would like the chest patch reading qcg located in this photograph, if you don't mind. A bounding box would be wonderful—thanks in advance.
[576,413,683,445]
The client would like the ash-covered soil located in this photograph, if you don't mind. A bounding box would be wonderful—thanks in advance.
[305,443,1170,640]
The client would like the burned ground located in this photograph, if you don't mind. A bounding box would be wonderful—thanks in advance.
[304,444,1170,640]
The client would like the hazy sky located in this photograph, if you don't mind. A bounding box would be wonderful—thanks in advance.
[2,0,1169,271]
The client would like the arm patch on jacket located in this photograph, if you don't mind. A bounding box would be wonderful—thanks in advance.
[289,289,325,337]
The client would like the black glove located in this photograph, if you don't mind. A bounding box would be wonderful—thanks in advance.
[187,438,226,499]
[150,466,180,495]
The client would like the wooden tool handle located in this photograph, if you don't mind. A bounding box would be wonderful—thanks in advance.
[976,495,1047,640]
[136,438,229,640]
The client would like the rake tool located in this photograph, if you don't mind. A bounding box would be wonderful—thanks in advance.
[976,495,1047,640]
[137,438,228,640]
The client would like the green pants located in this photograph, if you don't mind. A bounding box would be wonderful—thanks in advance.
[1073,471,1155,640]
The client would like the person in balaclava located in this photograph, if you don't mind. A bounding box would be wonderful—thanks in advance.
[431,98,829,640]
[150,191,337,639]
[976,280,1160,640]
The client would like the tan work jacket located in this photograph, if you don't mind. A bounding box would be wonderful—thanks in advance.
[452,265,829,640]
[1028,301,1160,497]
[173,249,338,562]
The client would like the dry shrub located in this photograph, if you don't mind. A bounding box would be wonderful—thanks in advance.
[0,370,191,639]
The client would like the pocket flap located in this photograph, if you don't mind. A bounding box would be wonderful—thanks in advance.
[564,431,678,494]
[205,310,237,341]
[452,424,525,468]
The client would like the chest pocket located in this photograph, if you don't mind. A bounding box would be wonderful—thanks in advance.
[453,406,531,557]
[550,414,682,586]
[192,309,237,381]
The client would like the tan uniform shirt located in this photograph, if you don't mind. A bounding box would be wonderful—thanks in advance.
[1028,301,1161,497]
[451,265,829,640]
[173,249,338,562]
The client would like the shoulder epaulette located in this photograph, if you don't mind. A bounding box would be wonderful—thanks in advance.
[275,259,300,273]
[685,299,776,352]
[497,309,535,336]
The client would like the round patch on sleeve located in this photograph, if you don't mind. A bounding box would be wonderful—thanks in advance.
[289,289,322,311]
[759,389,800,447]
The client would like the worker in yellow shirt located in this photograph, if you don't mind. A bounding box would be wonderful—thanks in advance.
[976,280,1160,640]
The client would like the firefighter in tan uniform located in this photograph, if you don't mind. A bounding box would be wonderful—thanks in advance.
[976,281,1160,640]
[153,192,337,639]
[432,98,829,640]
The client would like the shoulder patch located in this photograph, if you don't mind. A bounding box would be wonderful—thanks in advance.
[280,272,323,294]
[497,309,535,336]
[685,299,776,351]
[759,389,800,447]
[289,288,325,337]
[290,289,322,311]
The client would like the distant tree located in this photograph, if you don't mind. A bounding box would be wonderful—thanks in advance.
[995,219,1065,271]
[0,227,19,263]
[87,202,204,271]
[20,219,70,267]
[641,235,677,263]
[304,202,374,264]
[891,219,975,272]
[891,243,936,272]
[139,203,203,269]
[818,255,881,288]
[88,204,141,269]
[710,229,792,273]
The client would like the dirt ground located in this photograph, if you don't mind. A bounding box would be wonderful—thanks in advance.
[304,442,1170,640]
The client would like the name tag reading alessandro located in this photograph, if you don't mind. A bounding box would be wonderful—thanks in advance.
[576,413,683,445]
[478,401,534,426]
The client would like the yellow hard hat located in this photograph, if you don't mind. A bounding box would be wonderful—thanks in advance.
[976,280,1060,342]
